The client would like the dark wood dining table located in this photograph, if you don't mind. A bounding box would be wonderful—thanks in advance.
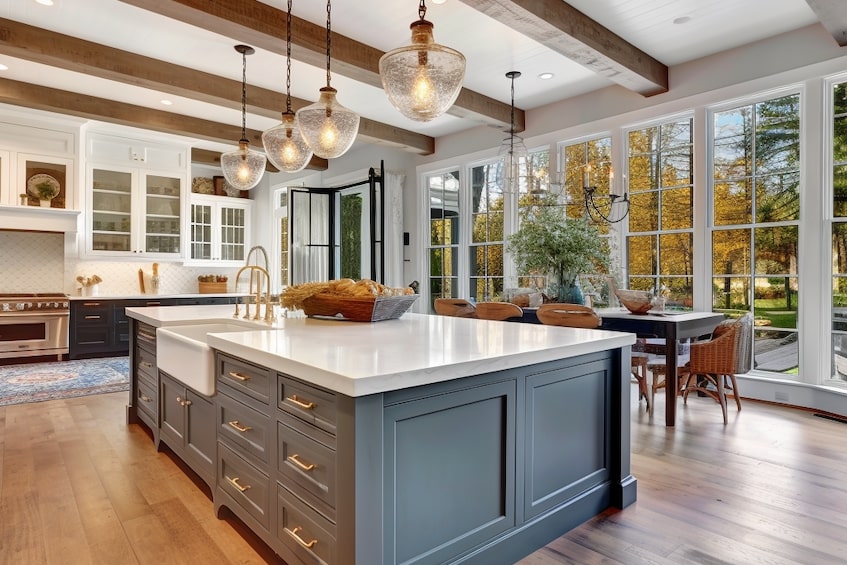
[593,308,725,426]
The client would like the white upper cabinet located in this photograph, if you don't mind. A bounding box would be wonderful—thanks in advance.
[84,132,188,259]
[185,194,252,266]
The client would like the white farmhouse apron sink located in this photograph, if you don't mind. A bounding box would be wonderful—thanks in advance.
[156,322,260,396]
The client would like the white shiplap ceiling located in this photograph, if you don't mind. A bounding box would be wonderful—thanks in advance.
[0,0,832,155]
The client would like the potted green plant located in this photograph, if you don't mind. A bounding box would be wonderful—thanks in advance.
[506,207,609,304]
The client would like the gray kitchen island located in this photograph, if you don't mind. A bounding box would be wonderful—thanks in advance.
[125,306,637,564]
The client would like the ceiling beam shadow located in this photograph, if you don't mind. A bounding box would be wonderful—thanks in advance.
[804,0,847,46]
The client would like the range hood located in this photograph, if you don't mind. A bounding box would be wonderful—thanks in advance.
[0,206,80,233]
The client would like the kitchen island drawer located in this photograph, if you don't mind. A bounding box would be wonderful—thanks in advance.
[277,418,336,521]
[278,374,337,436]
[135,376,158,420]
[218,392,272,466]
[218,353,273,404]
[218,442,271,530]
[135,345,157,383]
[277,484,336,565]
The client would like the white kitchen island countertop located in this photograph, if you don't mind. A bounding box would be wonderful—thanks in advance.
[126,305,634,397]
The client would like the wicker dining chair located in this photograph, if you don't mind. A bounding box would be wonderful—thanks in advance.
[652,313,753,423]
[475,301,523,321]
[536,303,601,328]
[433,298,477,318]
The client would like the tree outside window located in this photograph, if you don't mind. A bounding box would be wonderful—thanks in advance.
[626,118,694,307]
[712,94,800,376]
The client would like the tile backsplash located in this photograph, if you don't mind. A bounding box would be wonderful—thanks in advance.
[0,231,240,296]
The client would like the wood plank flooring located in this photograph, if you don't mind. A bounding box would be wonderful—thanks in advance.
[1,386,845,564]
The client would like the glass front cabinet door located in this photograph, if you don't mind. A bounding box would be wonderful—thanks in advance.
[187,195,251,266]
[88,166,183,257]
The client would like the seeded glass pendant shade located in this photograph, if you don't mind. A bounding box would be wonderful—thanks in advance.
[263,111,312,172]
[379,0,466,122]
[262,0,313,172]
[222,44,266,190]
[297,87,360,159]
[498,71,527,194]
[296,0,360,159]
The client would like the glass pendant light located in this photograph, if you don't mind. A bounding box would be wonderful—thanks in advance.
[379,0,466,122]
[498,71,528,194]
[221,44,267,191]
[262,0,313,173]
[297,0,360,159]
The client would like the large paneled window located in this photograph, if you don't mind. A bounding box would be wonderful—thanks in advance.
[561,137,613,230]
[626,117,694,307]
[427,170,461,309]
[831,81,847,381]
[469,162,504,301]
[711,93,800,375]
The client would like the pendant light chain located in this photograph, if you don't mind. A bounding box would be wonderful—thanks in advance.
[418,0,426,21]
[325,0,332,88]
[285,0,293,113]
[509,73,516,152]
[240,47,248,140]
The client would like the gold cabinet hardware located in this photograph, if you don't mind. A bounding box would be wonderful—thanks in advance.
[140,361,153,369]
[84,315,101,320]
[137,331,155,341]
[285,526,317,549]
[287,454,316,471]
[286,395,316,410]
[138,392,152,403]
[228,371,251,381]
[176,396,192,407]
[228,420,252,433]
[228,476,250,492]
[82,302,101,306]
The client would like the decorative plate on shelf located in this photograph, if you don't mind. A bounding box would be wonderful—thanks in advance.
[26,174,61,201]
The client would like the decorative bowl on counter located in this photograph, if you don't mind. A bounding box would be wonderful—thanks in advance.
[614,289,653,314]
[301,293,418,322]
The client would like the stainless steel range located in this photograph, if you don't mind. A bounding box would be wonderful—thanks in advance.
[0,293,69,359]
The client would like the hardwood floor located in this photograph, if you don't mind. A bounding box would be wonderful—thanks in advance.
[1,386,846,564]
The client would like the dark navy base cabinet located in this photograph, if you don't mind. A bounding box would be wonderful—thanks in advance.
[210,346,636,565]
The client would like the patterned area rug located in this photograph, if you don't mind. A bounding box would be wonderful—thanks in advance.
[0,357,129,407]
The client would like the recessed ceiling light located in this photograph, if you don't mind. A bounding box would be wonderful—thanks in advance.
[160,99,173,106]
[430,0,447,4]
[35,0,55,6]
[673,16,691,25]
[538,72,554,80]
[0,64,8,71]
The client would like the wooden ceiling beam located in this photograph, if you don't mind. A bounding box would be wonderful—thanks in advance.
[460,0,668,96]
[0,77,320,171]
[804,0,847,46]
[191,148,328,174]
[0,18,433,155]
[117,0,519,131]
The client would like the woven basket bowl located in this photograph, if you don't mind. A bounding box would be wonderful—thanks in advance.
[615,289,653,314]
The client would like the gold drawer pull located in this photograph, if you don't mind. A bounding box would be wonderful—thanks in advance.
[228,477,250,492]
[286,395,315,410]
[285,526,317,549]
[84,315,101,320]
[82,302,101,306]
[287,454,316,472]
[137,331,155,341]
[228,420,252,433]
[138,392,152,403]
[228,371,251,382]
[140,361,153,369]
[176,396,192,407]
